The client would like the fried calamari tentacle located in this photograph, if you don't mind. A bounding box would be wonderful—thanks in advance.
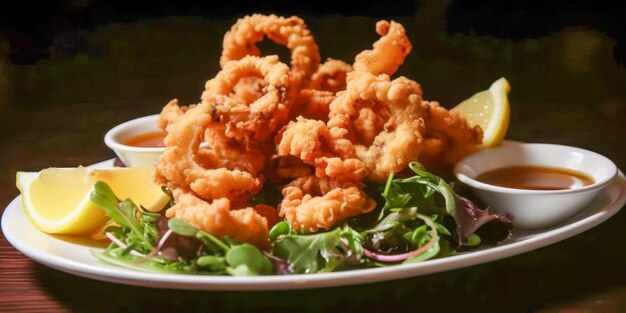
[328,73,425,182]
[155,102,262,201]
[277,117,333,163]
[418,101,483,167]
[351,20,412,78]
[314,157,368,181]
[220,14,320,90]
[309,58,352,93]
[286,175,364,195]
[157,99,195,131]
[276,116,368,180]
[279,176,375,233]
[166,190,269,249]
[202,55,291,143]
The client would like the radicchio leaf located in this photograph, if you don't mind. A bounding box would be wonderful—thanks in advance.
[155,217,203,262]
[454,196,512,245]
[263,251,295,275]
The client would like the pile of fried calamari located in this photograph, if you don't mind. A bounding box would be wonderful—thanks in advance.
[154,14,482,249]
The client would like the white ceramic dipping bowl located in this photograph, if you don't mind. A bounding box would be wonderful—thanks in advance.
[104,114,163,168]
[454,142,618,228]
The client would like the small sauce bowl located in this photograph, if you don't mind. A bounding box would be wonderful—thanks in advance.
[454,142,618,228]
[104,114,164,168]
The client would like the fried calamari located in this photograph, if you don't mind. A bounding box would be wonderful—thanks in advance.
[280,176,376,232]
[351,20,412,78]
[220,14,320,91]
[154,15,485,249]
[327,73,425,182]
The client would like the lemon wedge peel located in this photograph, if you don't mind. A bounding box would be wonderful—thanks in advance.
[16,170,107,235]
[483,77,511,148]
[16,167,169,236]
[452,77,511,149]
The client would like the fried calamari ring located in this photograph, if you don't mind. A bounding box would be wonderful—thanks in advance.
[289,59,349,121]
[418,101,483,167]
[351,20,412,78]
[166,189,269,249]
[220,14,320,90]
[155,101,262,201]
[309,58,352,93]
[202,55,291,143]
[279,176,376,232]
[231,76,265,105]
[328,73,425,182]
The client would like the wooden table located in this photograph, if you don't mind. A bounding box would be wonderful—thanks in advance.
[2,3,625,312]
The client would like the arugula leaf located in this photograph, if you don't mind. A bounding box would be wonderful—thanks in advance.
[93,249,226,275]
[390,162,510,246]
[404,162,457,217]
[366,206,419,234]
[274,227,351,273]
[382,173,412,211]
[340,225,364,259]
[90,181,155,252]
[402,214,440,264]
[91,182,142,237]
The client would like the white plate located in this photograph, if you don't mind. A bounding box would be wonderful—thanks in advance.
[3,159,626,290]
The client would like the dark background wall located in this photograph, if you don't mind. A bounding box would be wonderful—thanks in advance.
[2,0,625,65]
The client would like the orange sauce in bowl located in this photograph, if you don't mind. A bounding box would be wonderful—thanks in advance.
[476,166,594,191]
[123,131,166,148]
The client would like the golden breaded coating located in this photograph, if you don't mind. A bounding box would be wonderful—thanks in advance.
[155,100,262,201]
[166,190,269,249]
[203,55,291,143]
[153,16,488,245]
[277,116,368,181]
[289,89,336,122]
[327,73,425,181]
[310,58,352,93]
[419,101,483,168]
[280,176,375,232]
[351,20,412,78]
[220,14,320,91]
[157,99,194,131]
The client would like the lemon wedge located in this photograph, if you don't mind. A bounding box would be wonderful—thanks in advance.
[451,77,511,149]
[16,167,169,235]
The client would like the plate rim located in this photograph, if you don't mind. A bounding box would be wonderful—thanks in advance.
[3,160,625,290]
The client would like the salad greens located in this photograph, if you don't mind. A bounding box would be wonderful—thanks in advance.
[91,181,274,275]
[89,163,510,276]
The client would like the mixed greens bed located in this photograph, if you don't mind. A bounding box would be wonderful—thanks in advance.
[90,162,511,276]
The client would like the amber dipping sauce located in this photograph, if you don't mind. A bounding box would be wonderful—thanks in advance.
[476,166,595,191]
[123,131,166,148]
